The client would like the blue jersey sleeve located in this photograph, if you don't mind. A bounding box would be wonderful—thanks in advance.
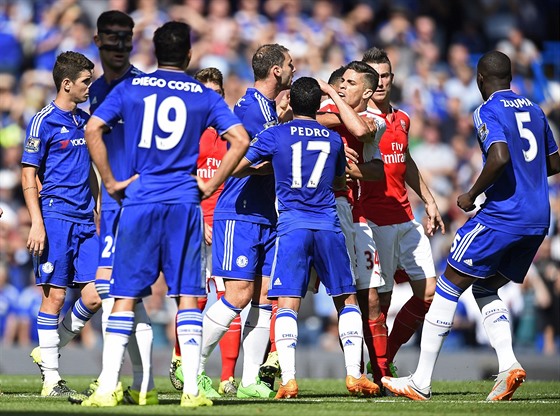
[236,99,276,139]
[22,114,49,167]
[92,81,126,128]
[475,104,506,154]
[206,91,242,136]
[244,129,276,164]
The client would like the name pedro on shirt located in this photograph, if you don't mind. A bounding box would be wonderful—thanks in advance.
[290,126,331,137]
[132,76,203,92]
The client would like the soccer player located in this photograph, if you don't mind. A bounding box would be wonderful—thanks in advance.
[236,76,380,399]
[358,47,445,377]
[382,50,560,401]
[67,11,156,406]
[199,43,294,399]
[169,67,242,397]
[82,21,249,408]
[22,51,100,397]
[317,62,389,385]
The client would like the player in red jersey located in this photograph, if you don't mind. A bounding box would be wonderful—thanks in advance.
[169,67,241,397]
[355,47,445,377]
[316,61,391,387]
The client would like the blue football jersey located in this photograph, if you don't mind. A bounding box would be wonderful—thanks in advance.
[91,69,241,206]
[244,118,346,235]
[213,88,278,225]
[89,65,143,210]
[472,89,558,235]
[21,102,94,222]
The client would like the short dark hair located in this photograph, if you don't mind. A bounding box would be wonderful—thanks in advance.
[52,51,94,91]
[345,61,379,90]
[362,47,392,73]
[290,77,322,118]
[478,50,512,82]
[252,44,289,81]
[153,21,191,67]
[96,10,134,31]
[328,66,346,87]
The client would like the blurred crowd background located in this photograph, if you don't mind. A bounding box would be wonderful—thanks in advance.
[0,0,559,357]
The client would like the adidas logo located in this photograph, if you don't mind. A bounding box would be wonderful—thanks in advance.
[463,258,473,266]
[60,126,69,134]
[438,330,450,337]
[274,278,282,285]
[493,314,509,323]
[288,342,297,349]
[184,338,199,346]
[344,339,354,347]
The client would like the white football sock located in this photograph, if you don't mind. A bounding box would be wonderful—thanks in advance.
[412,275,463,389]
[475,294,517,372]
[199,297,240,373]
[177,309,203,395]
[97,311,134,394]
[338,304,363,379]
[241,304,272,387]
[275,308,298,384]
[128,301,154,392]
[58,298,95,347]
[37,311,61,384]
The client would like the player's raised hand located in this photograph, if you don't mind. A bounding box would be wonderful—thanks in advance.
[345,145,359,165]
[317,79,336,96]
[107,174,139,205]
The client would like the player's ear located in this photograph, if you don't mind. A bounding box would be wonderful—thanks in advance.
[272,65,282,78]
[93,34,102,48]
[62,78,72,93]
[363,88,374,100]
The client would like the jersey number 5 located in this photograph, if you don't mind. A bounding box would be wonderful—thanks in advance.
[291,141,330,188]
[139,94,187,150]
[515,112,537,162]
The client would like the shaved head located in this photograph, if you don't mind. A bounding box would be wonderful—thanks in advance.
[476,50,512,100]
[477,51,512,82]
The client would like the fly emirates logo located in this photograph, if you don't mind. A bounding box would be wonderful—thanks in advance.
[197,157,221,179]
[383,142,406,164]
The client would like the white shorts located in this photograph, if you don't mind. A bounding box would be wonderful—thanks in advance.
[204,243,225,293]
[336,197,383,290]
[368,219,436,293]
[354,222,384,290]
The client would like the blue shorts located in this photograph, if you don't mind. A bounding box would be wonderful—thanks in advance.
[111,203,206,298]
[447,218,545,283]
[98,208,120,268]
[35,217,98,288]
[268,228,356,298]
[212,219,276,280]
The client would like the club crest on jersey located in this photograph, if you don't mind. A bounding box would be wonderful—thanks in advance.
[236,255,248,268]
[25,137,40,153]
[477,123,489,142]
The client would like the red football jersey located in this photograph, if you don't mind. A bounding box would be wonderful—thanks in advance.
[319,99,384,222]
[359,107,415,226]
[197,128,227,226]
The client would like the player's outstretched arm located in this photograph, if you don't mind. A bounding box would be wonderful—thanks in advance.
[316,79,376,143]
[405,151,445,236]
[199,124,250,200]
[22,165,45,257]
[346,160,385,181]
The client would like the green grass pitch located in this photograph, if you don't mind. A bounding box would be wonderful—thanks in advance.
[0,375,558,415]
